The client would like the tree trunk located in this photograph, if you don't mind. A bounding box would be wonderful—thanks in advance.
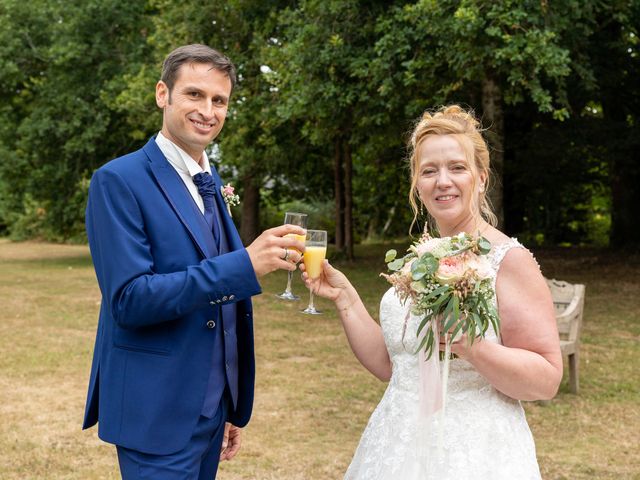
[481,75,505,229]
[609,151,640,247]
[598,21,640,248]
[606,117,640,247]
[334,138,345,252]
[343,139,354,260]
[240,173,260,245]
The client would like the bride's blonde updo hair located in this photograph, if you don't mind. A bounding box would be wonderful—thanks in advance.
[408,105,497,233]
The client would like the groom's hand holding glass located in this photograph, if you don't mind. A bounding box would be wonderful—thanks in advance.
[246,224,306,277]
[277,212,308,300]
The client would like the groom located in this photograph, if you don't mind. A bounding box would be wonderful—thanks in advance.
[82,44,305,479]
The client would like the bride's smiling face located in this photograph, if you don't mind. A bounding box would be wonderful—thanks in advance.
[416,135,484,233]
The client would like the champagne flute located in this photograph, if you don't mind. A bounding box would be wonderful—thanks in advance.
[276,212,308,301]
[301,229,327,315]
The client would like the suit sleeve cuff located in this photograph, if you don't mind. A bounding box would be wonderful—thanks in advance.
[204,248,261,305]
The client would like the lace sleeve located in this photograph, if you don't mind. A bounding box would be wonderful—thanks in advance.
[491,238,540,272]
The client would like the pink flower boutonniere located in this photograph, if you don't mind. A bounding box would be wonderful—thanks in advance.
[221,183,240,216]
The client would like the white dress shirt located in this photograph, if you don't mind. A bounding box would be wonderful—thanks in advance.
[155,132,212,215]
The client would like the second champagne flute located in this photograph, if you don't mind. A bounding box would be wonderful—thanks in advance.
[301,229,327,315]
[276,212,308,301]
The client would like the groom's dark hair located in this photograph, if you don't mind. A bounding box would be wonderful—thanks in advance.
[161,44,237,92]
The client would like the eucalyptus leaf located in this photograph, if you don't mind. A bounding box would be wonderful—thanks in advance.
[424,255,440,274]
[422,284,450,302]
[471,312,482,336]
[478,237,492,255]
[388,258,405,271]
[452,295,460,321]
[489,313,501,335]
[385,249,397,263]
[451,319,466,339]
[411,262,427,280]
[416,316,430,336]
[425,293,450,312]
[411,281,428,293]
[415,327,432,355]
[443,296,455,324]
[444,310,459,333]
[466,294,478,309]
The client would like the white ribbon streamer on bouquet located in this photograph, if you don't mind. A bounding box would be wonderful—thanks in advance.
[417,319,443,416]
[439,335,452,462]
[415,315,451,469]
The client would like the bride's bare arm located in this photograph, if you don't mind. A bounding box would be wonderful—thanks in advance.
[450,248,563,400]
[302,260,392,381]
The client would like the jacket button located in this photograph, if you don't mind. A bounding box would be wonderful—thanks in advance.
[209,301,215,306]
[222,295,228,301]
[229,294,235,300]
[206,320,216,329]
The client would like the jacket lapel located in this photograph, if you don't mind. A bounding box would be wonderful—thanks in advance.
[210,166,245,250]
[144,138,216,258]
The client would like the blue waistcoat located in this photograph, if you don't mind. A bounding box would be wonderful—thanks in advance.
[191,185,239,417]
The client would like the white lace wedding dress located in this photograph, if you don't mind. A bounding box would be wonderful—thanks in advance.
[344,239,542,480]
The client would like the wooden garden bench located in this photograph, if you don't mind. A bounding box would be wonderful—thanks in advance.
[545,278,586,394]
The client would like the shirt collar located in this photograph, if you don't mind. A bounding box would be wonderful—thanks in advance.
[155,132,211,177]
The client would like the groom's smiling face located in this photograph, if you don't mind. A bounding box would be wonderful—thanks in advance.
[156,62,232,163]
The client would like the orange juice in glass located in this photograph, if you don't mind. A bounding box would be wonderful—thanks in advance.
[301,230,327,315]
[302,245,326,279]
[285,233,307,254]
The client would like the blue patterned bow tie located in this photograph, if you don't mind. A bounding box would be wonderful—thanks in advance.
[193,172,220,243]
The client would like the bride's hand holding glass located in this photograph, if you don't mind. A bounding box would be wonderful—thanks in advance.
[301,259,352,306]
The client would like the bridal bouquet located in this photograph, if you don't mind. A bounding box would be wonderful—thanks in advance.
[382,232,499,359]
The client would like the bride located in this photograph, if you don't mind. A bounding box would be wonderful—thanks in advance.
[302,105,563,479]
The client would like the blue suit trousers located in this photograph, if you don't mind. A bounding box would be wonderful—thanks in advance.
[117,397,228,479]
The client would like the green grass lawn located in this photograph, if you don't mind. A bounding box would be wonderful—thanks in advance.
[0,239,638,479]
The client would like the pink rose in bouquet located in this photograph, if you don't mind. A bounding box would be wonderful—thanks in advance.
[466,255,493,281]
[435,255,467,284]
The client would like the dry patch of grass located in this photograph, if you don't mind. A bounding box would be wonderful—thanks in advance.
[0,239,638,479]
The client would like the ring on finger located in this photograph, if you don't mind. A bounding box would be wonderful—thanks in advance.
[281,248,289,261]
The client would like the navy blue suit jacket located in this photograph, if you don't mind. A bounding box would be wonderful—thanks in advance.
[82,137,261,455]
